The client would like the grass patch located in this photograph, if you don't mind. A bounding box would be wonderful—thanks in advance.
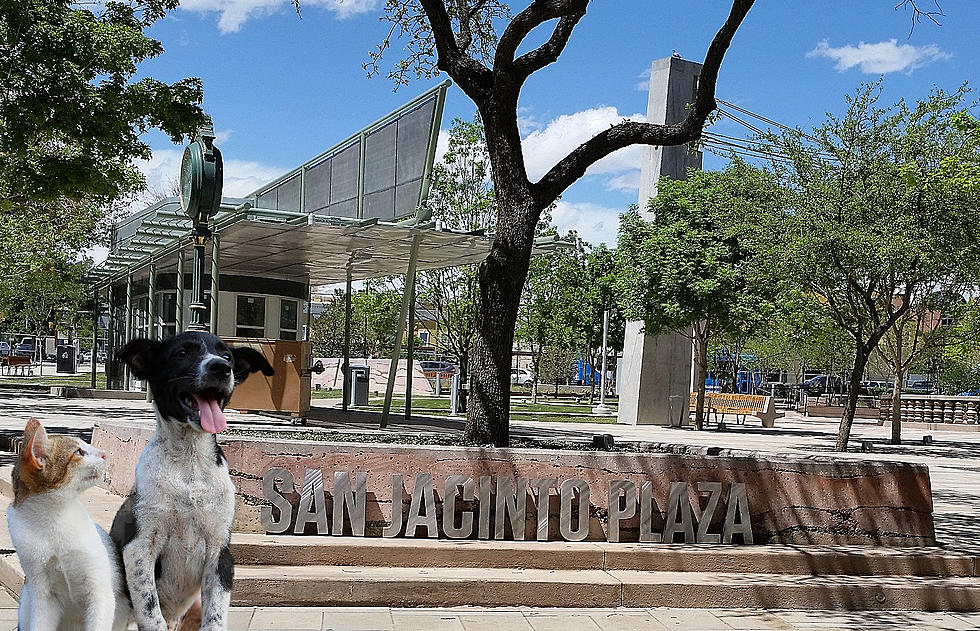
[0,373,103,388]
[224,427,642,451]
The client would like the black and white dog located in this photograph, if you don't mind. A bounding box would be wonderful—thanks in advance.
[111,331,273,631]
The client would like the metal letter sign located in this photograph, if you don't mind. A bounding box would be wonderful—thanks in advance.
[180,127,223,331]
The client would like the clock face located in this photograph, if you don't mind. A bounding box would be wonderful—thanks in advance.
[179,144,196,215]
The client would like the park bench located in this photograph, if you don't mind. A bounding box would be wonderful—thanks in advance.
[3,355,34,377]
[689,392,780,428]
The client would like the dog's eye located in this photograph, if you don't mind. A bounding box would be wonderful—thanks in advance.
[175,349,188,358]
[221,353,231,361]
[75,448,84,457]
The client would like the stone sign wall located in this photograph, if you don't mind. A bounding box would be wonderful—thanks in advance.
[92,422,936,547]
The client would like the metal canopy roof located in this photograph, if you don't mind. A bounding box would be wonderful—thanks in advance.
[88,202,566,288]
[216,213,495,285]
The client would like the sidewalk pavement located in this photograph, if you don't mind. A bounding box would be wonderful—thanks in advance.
[0,601,977,631]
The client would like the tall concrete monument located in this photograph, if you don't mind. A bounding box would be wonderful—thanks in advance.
[618,56,702,426]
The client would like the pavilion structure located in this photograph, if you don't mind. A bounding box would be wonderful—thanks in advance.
[88,82,564,424]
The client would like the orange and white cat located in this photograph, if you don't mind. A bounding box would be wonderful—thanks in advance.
[7,418,130,631]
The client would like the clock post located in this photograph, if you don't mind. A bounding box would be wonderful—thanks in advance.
[179,127,223,332]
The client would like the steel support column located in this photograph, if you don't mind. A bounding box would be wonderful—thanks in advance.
[210,234,220,334]
[342,264,352,412]
[90,288,98,389]
[146,263,156,401]
[381,234,421,428]
[176,248,185,333]
[105,285,114,390]
[404,269,417,420]
[305,280,312,341]
[124,272,133,390]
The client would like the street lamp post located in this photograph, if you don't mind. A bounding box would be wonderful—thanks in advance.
[179,125,223,332]
[592,309,613,416]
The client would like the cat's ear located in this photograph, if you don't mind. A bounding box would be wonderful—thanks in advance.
[23,418,48,470]
[117,338,161,380]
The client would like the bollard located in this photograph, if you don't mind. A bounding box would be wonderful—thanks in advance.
[449,373,460,416]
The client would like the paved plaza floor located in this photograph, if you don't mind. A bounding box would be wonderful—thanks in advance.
[0,390,977,629]
[0,603,976,630]
[0,598,976,631]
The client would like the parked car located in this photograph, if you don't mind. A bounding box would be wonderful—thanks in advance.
[511,368,535,387]
[904,380,936,395]
[13,338,37,357]
[419,360,455,375]
[801,375,845,396]
[0,341,9,357]
[859,380,890,395]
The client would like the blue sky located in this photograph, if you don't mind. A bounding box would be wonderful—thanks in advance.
[131,0,978,247]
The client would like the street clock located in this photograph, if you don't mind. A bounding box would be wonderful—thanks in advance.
[180,127,224,224]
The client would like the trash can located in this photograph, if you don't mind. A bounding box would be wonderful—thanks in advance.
[668,394,687,428]
[56,345,75,374]
[349,365,370,407]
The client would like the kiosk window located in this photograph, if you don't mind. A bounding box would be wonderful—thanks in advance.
[156,291,177,338]
[236,296,266,338]
[280,299,298,340]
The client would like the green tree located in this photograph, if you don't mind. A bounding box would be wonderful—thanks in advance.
[744,291,850,386]
[0,0,205,206]
[516,236,585,402]
[760,84,980,451]
[878,292,980,443]
[0,0,206,333]
[616,163,781,429]
[415,115,496,410]
[577,244,624,404]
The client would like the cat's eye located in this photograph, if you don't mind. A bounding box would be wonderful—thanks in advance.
[75,448,84,456]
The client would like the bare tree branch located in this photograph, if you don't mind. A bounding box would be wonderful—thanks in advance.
[895,0,944,37]
[512,9,586,78]
[418,0,494,97]
[494,0,587,70]
[530,0,755,208]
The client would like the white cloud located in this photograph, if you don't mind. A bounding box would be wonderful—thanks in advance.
[434,128,450,163]
[214,129,234,144]
[522,107,645,190]
[807,38,951,74]
[551,201,622,247]
[635,67,651,92]
[179,0,379,33]
[133,147,286,202]
[603,170,641,193]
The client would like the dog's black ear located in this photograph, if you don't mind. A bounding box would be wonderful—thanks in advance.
[117,338,162,380]
[231,346,274,383]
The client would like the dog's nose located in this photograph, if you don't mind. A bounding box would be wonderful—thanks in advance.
[208,359,232,378]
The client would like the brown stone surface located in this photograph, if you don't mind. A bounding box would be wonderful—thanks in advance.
[91,422,936,546]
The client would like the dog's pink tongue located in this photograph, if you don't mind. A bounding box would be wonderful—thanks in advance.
[193,393,227,434]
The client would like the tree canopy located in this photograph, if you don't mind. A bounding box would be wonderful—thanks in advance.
[616,162,784,428]
[759,83,980,450]
[0,0,206,331]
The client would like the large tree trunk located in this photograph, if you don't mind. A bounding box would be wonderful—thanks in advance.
[835,348,870,451]
[693,331,709,431]
[464,105,538,446]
